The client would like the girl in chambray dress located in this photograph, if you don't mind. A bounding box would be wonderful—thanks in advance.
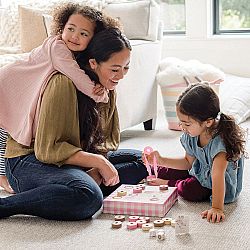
[145,83,247,223]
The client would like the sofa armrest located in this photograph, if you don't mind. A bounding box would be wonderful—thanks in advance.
[157,20,164,41]
[116,40,161,131]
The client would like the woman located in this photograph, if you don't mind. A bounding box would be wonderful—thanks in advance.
[0,28,147,221]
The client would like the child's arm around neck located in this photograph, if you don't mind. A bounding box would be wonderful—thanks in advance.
[49,37,108,103]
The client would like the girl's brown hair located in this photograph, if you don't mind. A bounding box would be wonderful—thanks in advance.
[176,83,247,162]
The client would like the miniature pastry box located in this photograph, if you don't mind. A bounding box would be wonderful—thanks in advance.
[103,184,178,217]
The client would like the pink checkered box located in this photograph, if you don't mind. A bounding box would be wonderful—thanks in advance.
[103,184,178,217]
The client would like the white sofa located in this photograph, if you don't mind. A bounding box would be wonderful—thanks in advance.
[0,0,162,131]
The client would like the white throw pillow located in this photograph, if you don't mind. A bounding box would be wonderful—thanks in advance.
[103,0,160,41]
[220,74,250,124]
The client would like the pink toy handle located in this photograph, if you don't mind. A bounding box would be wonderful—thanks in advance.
[153,154,158,178]
[143,146,152,176]
[143,146,158,178]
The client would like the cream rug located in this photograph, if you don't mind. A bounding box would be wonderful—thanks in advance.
[0,112,250,250]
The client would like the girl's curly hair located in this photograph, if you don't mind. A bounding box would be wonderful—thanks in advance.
[50,2,121,36]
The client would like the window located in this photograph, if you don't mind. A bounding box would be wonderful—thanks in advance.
[159,0,186,35]
[214,0,250,34]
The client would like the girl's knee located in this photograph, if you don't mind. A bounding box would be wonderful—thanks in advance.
[176,178,211,202]
[177,180,197,201]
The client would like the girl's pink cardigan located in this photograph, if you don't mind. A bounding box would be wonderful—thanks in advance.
[0,36,108,146]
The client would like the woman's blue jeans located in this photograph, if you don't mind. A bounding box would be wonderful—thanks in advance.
[1,149,147,220]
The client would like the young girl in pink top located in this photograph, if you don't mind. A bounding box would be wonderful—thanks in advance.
[0,3,119,146]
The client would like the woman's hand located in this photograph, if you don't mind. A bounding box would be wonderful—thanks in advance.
[94,155,119,186]
[201,207,225,223]
[0,175,15,194]
[65,151,119,186]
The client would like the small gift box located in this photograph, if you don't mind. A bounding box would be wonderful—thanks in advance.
[103,184,178,217]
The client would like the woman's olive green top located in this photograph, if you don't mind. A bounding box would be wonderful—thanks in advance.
[5,73,120,166]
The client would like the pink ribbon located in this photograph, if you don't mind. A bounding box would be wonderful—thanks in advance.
[143,146,158,178]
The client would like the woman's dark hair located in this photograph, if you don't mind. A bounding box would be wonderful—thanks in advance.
[77,27,131,71]
[76,28,131,153]
[51,3,120,36]
[76,90,103,154]
[176,83,246,162]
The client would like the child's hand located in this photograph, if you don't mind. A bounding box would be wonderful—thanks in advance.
[147,178,168,186]
[201,207,225,223]
[93,84,107,96]
[0,176,15,194]
[143,150,162,166]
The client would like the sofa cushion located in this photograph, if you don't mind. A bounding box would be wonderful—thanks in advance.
[103,0,160,41]
[43,14,53,36]
[19,5,48,53]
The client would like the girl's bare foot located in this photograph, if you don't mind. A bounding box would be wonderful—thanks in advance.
[86,168,103,186]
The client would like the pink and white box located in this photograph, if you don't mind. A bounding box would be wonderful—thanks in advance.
[103,184,178,217]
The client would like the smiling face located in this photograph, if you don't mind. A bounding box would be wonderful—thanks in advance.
[89,48,131,90]
[62,14,95,52]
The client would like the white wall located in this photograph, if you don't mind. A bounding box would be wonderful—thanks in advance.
[161,0,250,77]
